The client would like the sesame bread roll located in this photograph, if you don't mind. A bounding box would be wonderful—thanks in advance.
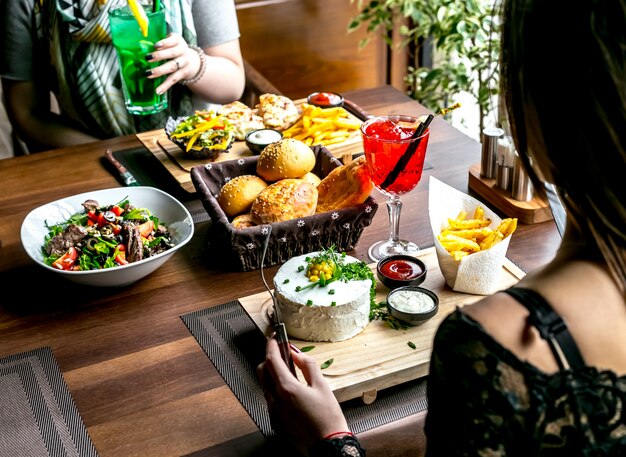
[250,179,318,224]
[256,138,316,182]
[217,175,268,218]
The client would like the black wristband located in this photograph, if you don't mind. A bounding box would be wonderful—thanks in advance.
[310,434,366,457]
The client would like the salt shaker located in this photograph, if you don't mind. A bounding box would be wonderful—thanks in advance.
[511,151,534,201]
[480,127,504,179]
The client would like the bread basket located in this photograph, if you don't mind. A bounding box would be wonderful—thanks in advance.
[190,146,378,271]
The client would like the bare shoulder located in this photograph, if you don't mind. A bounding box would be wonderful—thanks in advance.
[461,291,561,373]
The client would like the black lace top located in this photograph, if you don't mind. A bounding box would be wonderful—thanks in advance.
[424,287,626,456]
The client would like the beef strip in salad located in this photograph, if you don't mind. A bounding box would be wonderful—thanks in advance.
[43,197,176,271]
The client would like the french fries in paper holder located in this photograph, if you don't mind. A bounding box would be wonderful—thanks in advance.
[428,177,516,295]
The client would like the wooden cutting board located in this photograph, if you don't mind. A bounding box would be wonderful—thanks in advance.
[239,246,525,404]
[136,98,363,193]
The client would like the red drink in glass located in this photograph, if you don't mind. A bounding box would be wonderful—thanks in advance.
[361,117,430,196]
[360,115,431,261]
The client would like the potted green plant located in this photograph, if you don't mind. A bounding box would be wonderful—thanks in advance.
[348,0,501,136]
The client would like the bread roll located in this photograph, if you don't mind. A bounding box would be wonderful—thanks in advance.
[251,179,318,224]
[256,138,316,182]
[218,175,268,217]
[231,213,256,229]
[316,155,373,212]
[301,172,321,187]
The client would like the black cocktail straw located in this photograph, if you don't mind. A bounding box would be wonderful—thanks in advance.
[153,0,160,13]
[380,114,434,190]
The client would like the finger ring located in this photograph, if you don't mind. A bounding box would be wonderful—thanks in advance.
[174,59,180,71]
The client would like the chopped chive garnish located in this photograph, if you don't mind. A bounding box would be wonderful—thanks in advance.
[331,301,336,306]
[306,299,313,306]
[283,279,290,284]
[408,341,417,350]
[328,289,335,295]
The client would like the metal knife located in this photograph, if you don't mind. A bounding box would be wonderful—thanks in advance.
[260,226,297,377]
[105,149,139,187]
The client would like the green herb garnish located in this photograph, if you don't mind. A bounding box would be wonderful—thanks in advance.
[408,341,417,350]
[321,358,334,369]
[283,279,290,284]
[300,346,315,352]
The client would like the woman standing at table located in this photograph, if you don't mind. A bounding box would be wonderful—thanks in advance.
[0,0,245,153]
[258,0,626,455]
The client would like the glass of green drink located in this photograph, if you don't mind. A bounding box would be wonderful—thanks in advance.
[108,5,168,115]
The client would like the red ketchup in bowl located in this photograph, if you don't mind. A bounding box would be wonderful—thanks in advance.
[379,258,423,280]
[307,92,343,108]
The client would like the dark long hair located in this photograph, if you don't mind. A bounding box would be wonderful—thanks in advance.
[500,0,626,293]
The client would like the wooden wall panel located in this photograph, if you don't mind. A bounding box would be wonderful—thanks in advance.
[235,0,388,99]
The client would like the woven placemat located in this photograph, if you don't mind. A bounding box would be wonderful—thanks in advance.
[181,301,428,437]
[0,346,99,457]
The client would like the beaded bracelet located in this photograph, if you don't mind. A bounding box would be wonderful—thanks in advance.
[179,45,207,86]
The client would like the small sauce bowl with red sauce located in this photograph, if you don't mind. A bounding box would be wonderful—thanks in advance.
[377,254,427,290]
[306,91,344,108]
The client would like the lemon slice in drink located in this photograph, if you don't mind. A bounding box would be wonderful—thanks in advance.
[127,0,149,37]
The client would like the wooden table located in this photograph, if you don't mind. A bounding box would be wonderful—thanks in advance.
[0,86,561,457]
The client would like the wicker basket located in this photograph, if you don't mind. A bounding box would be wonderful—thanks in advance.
[190,145,378,271]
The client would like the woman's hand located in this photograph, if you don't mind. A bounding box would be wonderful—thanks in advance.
[257,338,350,453]
[144,33,245,103]
[145,33,201,94]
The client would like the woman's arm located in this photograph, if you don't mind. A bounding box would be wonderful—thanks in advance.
[2,79,100,152]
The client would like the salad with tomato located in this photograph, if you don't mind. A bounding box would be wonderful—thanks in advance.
[42,197,176,271]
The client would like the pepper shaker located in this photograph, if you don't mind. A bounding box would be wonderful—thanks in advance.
[511,151,534,201]
[480,127,504,179]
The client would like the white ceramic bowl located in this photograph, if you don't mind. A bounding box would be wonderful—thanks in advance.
[20,187,194,287]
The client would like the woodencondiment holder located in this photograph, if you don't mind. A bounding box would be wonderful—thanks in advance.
[468,164,553,224]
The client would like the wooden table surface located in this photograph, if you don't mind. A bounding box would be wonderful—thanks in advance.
[0,86,561,457]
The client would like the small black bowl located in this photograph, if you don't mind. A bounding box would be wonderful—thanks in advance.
[387,286,439,325]
[245,128,283,155]
[377,254,427,290]
[306,91,344,108]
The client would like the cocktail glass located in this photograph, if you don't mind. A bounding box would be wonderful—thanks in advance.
[361,115,430,262]
[108,5,168,115]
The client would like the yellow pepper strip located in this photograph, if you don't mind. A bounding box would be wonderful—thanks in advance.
[171,118,221,139]
[127,0,149,37]
[186,132,201,152]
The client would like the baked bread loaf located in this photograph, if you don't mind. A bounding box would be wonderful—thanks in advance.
[217,175,268,217]
[316,155,373,212]
[256,138,316,182]
[250,178,318,224]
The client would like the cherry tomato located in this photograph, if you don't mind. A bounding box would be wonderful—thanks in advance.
[52,247,78,271]
[110,205,124,216]
[137,220,155,237]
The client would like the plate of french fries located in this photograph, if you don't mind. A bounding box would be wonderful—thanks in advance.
[429,176,518,295]
[281,102,362,147]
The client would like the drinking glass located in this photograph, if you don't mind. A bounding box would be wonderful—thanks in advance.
[361,115,430,261]
[108,5,168,115]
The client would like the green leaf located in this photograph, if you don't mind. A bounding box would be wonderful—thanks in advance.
[321,358,334,369]
[300,346,315,352]
[408,341,417,350]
